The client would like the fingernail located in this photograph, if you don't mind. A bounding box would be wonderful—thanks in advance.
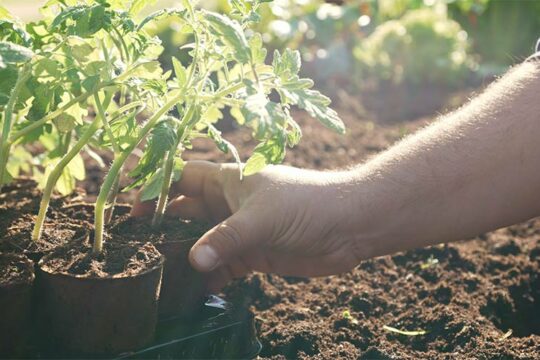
[191,245,220,271]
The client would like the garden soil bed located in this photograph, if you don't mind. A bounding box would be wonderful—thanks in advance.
[43,101,540,358]
[181,106,539,359]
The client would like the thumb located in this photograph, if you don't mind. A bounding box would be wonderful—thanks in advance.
[189,209,265,272]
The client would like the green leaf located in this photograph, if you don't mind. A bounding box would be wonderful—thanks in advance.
[66,36,94,62]
[243,152,266,177]
[128,117,178,180]
[286,118,302,146]
[132,60,163,80]
[5,146,32,182]
[172,57,187,88]
[140,168,164,202]
[81,75,100,92]
[249,33,267,64]
[51,4,110,38]
[243,137,286,176]
[34,57,61,79]
[273,49,301,78]
[0,16,32,47]
[27,82,56,121]
[0,41,33,68]
[241,92,287,139]
[0,6,11,20]
[281,86,346,134]
[203,11,251,64]
[172,157,184,183]
[57,165,76,196]
[53,114,77,133]
[0,65,18,106]
[130,0,158,16]
[68,153,85,181]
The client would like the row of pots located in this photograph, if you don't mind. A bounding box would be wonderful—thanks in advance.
[0,202,208,358]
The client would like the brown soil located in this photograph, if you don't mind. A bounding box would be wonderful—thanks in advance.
[0,178,85,224]
[0,214,86,258]
[0,252,34,287]
[40,240,163,278]
[178,107,539,358]
[110,215,209,244]
[0,179,88,257]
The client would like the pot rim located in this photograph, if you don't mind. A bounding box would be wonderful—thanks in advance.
[0,253,35,288]
[38,252,165,281]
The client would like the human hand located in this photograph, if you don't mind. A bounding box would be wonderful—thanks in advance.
[131,161,362,290]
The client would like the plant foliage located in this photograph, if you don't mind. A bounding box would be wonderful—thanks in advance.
[0,0,344,252]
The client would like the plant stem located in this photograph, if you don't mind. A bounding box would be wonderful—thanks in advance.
[94,94,120,154]
[103,174,121,224]
[93,91,184,254]
[31,115,102,241]
[151,148,176,227]
[0,64,31,191]
[151,103,195,227]
[94,93,126,224]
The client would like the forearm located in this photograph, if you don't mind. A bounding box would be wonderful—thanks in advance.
[342,61,540,259]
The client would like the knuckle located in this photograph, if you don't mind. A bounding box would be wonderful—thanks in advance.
[213,222,245,250]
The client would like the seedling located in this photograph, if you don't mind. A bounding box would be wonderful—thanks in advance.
[1,0,345,256]
[419,255,439,270]
[342,309,358,325]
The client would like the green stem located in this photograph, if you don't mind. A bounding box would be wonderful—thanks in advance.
[104,174,121,224]
[94,92,121,224]
[93,91,184,254]
[151,148,176,227]
[94,93,120,154]
[151,103,196,227]
[31,115,102,241]
[0,64,31,191]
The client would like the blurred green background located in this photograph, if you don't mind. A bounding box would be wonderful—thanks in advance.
[3,0,539,122]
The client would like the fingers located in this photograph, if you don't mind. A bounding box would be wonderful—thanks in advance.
[130,197,156,217]
[131,160,218,218]
[166,196,209,220]
[189,209,268,272]
[170,161,219,198]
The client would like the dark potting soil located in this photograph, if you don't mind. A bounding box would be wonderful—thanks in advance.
[110,215,209,244]
[0,178,87,238]
[0,253,34,286]
[40,240,163,278]
[0,214,86,255]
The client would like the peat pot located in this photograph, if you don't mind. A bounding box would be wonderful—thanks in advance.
[0,253,35,357]
[37,242,165,357]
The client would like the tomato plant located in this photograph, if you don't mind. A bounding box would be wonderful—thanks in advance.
[0,0,345,255]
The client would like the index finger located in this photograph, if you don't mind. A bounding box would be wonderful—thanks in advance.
[169,160,219,198]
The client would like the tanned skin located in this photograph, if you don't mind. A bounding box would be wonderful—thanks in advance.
[132,61,540,290]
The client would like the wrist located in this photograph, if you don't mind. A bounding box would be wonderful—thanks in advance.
[334,167,414,261]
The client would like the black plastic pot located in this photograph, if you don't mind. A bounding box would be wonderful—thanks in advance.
[116,295,261,360]
[155,238,207,318]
